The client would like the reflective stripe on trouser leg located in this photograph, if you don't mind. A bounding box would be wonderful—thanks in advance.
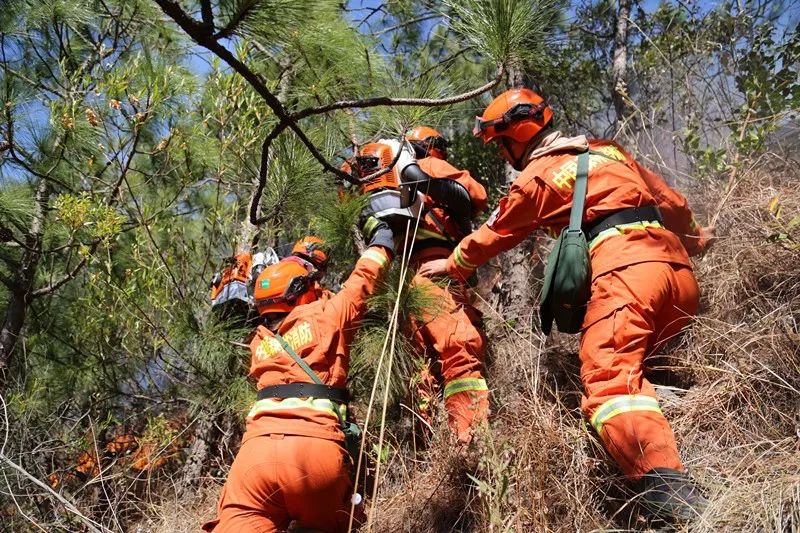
[444,377,489,443]
[443,377,488,399]
[589,394,662,435]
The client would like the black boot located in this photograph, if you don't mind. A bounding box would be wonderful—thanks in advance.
[635,467,708,523]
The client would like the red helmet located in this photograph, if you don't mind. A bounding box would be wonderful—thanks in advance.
[291,235,328,269]
[406,126,448,159]
[252,257,318,316]
[473,88,553,144]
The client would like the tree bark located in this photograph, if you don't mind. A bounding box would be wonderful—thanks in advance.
[611,0,631,130]
[0,178,49,387]
[484,65,538,327]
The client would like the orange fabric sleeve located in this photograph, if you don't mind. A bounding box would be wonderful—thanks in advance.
[419,158,488,215]
[445,174,552,279]
[632,161,706,256]
[330,246,391,326]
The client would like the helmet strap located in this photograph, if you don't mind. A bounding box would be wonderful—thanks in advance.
[264,313,288,332]
[500,137,528,171]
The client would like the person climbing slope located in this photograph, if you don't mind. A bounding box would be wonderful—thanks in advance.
[401,126,491,445]
[203,223,394,532]
[419,88,714,522]
[344,129,490,444]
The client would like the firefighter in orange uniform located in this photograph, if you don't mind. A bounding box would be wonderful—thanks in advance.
[203,224,394,532]
[402,126,490,444]
[419,89,713,521]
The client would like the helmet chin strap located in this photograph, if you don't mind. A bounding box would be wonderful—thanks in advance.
[264,313,288,332]
[500,138,528,170]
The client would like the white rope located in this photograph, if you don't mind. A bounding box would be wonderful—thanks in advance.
[349,193,426,532]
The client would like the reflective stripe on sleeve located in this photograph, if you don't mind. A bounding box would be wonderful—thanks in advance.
[360,249,388,268]
[453,245,477,271]
[248,397,346,420]
[588,220,664,251]
[443,377,488,399]
[590,394,662,434]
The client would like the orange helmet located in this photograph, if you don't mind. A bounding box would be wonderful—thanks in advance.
[473,88,553,144]
[406,126,448,159]
[253,257,318,315]
[291,235,328,269]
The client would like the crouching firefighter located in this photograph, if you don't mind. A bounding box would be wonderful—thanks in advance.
[202,224,395,532]
[419,88,714,522]
[344,131,490,445]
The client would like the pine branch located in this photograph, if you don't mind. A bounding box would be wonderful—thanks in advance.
[153,0,350,181]
[374,13,442,37]
[31,255,89,297]
[212,1,258,40]
[287,71,504,122]
[32,121,143,299]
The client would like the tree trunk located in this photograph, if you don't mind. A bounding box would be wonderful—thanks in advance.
[0,178,48,387]
[611,0,631,130]
[484,65,538,327]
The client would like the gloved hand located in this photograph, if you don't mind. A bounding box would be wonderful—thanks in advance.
[377,138,417,179]
[699,225,717,253]
[361,215,395,256]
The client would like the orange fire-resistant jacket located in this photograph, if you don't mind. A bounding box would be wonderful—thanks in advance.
[446,140,707,320]
[415,157,488,247]
[242,246,391,444]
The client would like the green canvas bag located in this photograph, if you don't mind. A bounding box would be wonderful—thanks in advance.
[539,151,592,335]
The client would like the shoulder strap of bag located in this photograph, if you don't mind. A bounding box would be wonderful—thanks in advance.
[569,151,590,232]
[274,333,347,428]
[275,334,324,385]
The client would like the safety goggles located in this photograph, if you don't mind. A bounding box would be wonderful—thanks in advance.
[410,135,448,158]
[473,101,548,136]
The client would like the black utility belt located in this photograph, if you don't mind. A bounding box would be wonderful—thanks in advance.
[411,238,456,253]
[583,205,663,243]
[257,383,349,404]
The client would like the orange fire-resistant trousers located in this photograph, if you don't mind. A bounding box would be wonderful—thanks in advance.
[410,270,489,444]
[580,261,699,481]
[203,434,354,533]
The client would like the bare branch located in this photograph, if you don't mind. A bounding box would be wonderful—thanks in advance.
[0,395,107,532]
[374,13,442,37]
[200,0,214,31]
[287,71,504,122]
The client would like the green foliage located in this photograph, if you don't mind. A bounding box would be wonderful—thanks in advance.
[348,265,439,405]
[446,0,560,69]
[682,125,729,177]
[0,183,34,231]
[311,192,368,269]
[53,193,125,239]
